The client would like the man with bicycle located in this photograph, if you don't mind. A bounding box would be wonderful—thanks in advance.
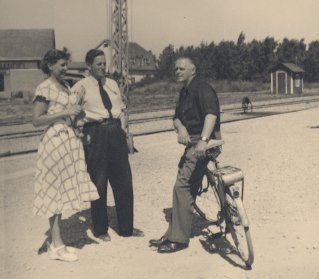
[149,56,221,253]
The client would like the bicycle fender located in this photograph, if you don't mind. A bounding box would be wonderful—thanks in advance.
[229,185,250,227]
[233,197,250,227]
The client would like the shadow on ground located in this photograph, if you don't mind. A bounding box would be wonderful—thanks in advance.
[38,209,99,255]
[163,207,249,270]
[238,111,281,117]
[38,206,117,254]
[199,233,250,270]
[38,205,144,254]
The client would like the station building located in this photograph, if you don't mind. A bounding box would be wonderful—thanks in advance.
[270,63,305,95]
[0,29,55,98]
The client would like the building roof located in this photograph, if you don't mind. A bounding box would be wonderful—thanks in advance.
[128,42,156,71]
[73,41,157,73]
[0,29,55,60]
[68,61,87,69]
[128,42,152,57]
[273,62,305,73]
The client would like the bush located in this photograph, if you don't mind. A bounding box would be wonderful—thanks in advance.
[23,91,33,104]
[10,90,34,104]
[11,91,24,98]
[134,76,160,88]
[209,80,269,93]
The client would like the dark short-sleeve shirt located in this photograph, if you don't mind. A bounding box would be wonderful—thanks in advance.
[173,76,220,137]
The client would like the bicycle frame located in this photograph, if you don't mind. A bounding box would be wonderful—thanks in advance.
[196,141,254,267]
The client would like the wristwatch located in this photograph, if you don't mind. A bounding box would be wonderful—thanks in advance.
[200,136,210,143]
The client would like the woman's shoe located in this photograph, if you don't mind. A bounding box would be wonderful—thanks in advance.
[46,241,76,254]
[47,243,78,262]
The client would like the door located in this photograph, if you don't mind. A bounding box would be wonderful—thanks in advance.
[277,72,286,94]
[0,74,4,92]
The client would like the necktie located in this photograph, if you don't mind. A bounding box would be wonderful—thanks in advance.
[98,80,113,118]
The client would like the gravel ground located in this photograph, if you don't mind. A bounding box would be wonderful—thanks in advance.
[1,107,319,279]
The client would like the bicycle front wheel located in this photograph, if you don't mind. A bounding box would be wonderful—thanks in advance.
[194,171,222,223]
[224,193,254,267]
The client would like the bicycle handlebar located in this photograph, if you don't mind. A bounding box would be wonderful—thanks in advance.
[206,139,224,150]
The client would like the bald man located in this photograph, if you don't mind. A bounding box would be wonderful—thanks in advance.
[150,57,221,253]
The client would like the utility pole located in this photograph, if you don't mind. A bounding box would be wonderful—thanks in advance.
[107,0,129,90]
[103,0,136,153]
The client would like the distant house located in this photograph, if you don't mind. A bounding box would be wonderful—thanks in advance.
[0,29,55,97]
[271,63,305,94]
[81,41,156,84]
[128,42,156,83]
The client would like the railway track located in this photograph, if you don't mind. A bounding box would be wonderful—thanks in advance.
[0,114,175,140]
[221,97,319,112]
[1,97,319,157]
[1,97,319,140]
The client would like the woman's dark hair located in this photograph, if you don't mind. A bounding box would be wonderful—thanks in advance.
[85,49,105,65]
[41,47,71,75]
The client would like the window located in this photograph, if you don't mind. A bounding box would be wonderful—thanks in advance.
[129,58,135,65]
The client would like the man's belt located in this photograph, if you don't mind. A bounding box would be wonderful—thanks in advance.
[84,118,120,128]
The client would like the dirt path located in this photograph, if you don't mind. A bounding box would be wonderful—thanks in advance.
[1,108,319,279]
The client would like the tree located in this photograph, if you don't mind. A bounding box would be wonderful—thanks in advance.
[276,38,306,65]
[156,44,176,79]
[237,31,246,46]
[214,40,238,80]
[236,32,249,80]
[154,36,318,83]
[262,36,278,72]
[304,41,319,82]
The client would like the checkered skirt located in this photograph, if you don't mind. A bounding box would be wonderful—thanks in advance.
[33,123,99,217]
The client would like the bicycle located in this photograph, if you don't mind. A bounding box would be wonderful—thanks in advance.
[194,139,254,268]
[242,96,253,113]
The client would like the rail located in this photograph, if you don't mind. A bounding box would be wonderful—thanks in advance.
[1,97,319,157]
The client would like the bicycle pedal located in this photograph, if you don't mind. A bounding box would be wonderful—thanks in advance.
[226,201,241,225]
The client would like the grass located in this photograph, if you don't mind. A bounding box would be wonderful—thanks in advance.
[129,80,319,112]
[1,81,319,125]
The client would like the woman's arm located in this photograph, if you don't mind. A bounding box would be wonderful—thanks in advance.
[32,101,82,127]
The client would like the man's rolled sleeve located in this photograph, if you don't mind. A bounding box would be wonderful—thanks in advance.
[198,83,220,117]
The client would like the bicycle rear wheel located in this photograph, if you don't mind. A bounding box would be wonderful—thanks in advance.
[194,171,222,223]
[224,193,254,267]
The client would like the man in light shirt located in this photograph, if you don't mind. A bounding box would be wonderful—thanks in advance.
[72,49,136,241]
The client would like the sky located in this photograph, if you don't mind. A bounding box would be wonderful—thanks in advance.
[1,0,319,61]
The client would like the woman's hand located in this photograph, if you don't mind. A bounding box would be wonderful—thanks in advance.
[76,85,86,105]
[65,105,82,117]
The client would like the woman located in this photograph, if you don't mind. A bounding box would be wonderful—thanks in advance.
[33,48,99,262]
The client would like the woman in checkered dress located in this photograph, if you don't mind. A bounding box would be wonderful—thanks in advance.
[33,48,99,261]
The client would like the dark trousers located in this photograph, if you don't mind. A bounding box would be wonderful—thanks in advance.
[83,120,134,236]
